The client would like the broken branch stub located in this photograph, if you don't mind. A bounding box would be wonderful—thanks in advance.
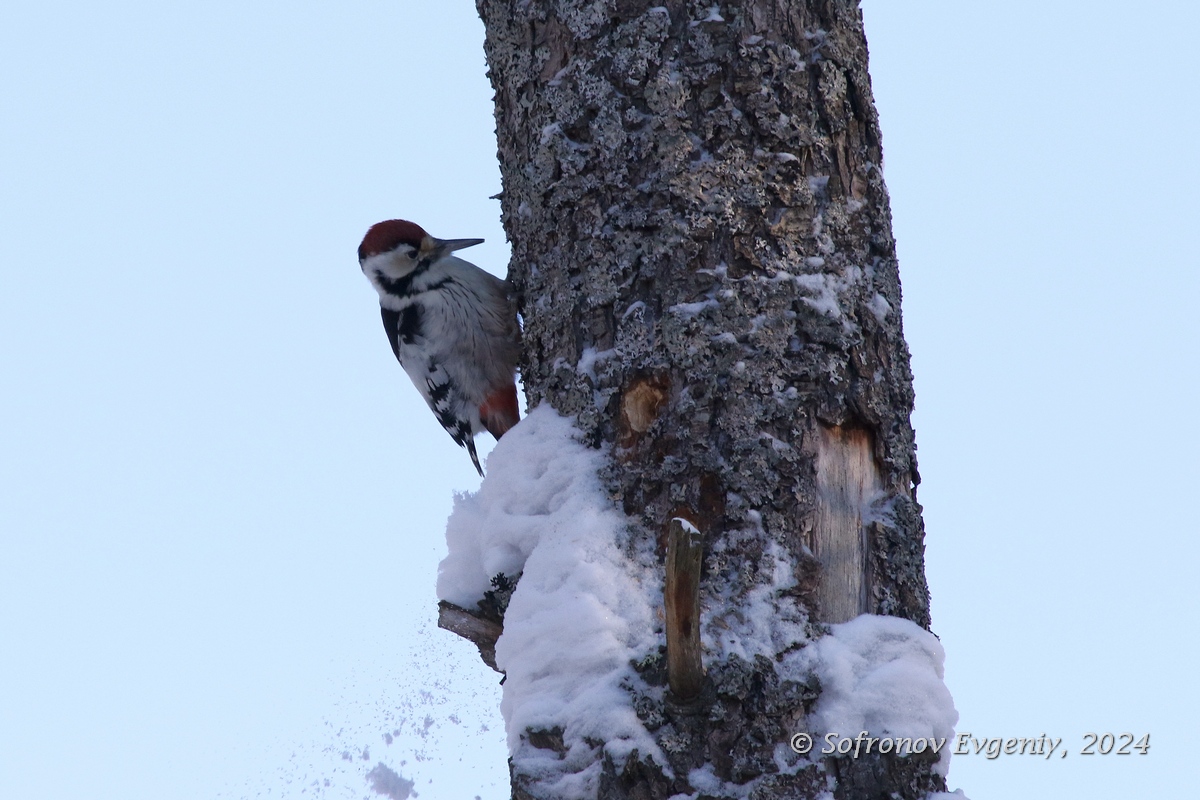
[664,516,705,701]
[437,600,503,673]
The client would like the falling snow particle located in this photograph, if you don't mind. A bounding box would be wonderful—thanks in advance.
[366,763,418,799]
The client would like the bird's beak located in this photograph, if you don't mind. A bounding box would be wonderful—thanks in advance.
[423,236,484,261]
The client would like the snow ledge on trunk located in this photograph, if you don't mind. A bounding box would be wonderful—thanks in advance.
[438,404,667,799]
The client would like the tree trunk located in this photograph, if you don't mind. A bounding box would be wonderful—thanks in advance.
[473,1,945,797]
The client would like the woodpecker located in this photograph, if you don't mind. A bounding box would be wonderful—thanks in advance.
[358,219,521,475]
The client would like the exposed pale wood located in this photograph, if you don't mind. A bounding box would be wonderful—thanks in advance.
[622,379,666,434]
[664,517,704,701]
[437,600,503,673]
[812,424,883,624]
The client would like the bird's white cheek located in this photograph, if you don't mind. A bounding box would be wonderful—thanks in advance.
[361,252,416,281]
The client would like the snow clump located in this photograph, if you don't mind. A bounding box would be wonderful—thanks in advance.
[438,405,665,799]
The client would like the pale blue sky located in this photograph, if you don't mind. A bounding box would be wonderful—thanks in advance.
[1,2,1196,799]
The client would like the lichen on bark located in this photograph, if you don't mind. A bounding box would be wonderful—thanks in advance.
[476,1,941,797]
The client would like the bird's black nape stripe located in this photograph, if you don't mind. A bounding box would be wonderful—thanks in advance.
[419,276,453,294]
[373,259,430,297]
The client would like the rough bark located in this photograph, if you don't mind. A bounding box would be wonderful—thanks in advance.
[474,1,940,797]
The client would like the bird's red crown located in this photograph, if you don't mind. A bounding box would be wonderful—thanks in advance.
[358,219,427,262]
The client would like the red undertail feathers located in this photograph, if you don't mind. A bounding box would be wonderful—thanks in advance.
[480,384,520,439]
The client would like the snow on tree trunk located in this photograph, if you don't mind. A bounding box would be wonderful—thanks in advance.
[467,1,953,797]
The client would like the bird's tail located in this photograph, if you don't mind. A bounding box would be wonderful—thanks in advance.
[465,438,484,477]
